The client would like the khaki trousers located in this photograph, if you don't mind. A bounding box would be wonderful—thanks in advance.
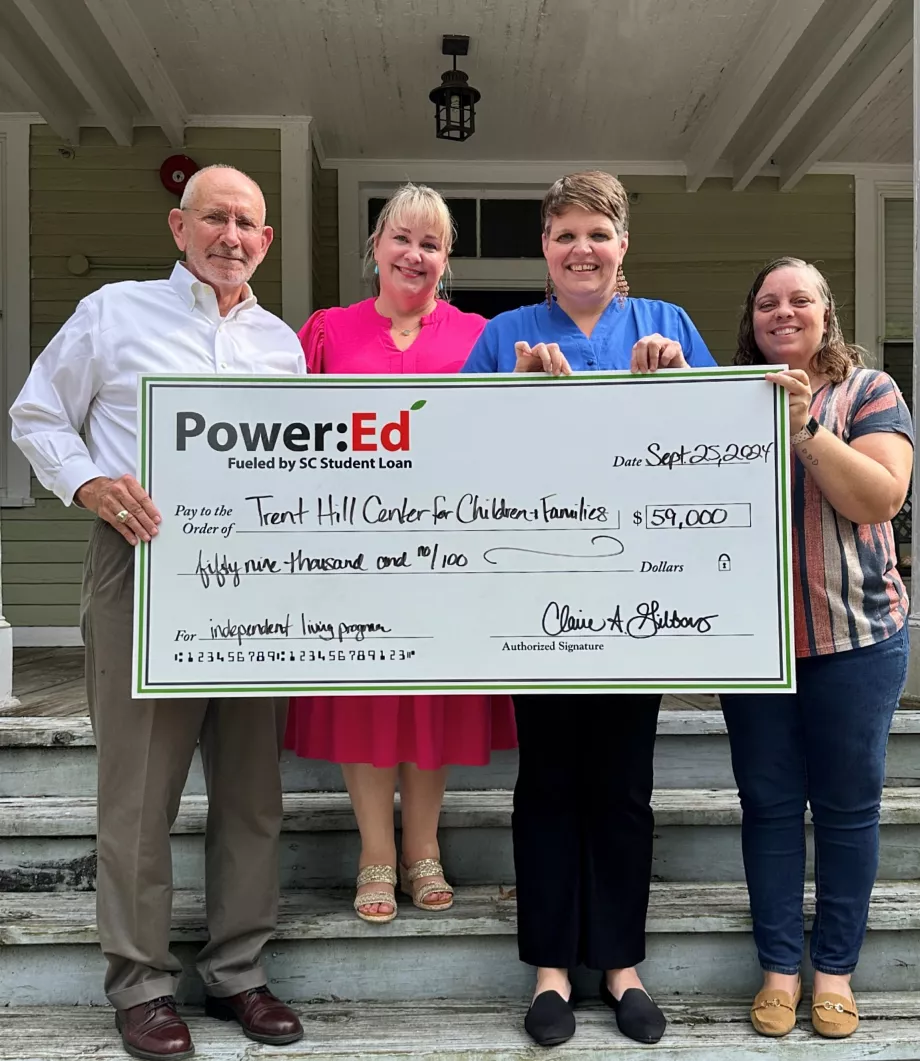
[81,519,288,1010]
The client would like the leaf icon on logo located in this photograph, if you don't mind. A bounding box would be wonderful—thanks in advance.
[410,400,427,411]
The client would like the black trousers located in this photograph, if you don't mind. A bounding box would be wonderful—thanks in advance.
[512,694,661,971]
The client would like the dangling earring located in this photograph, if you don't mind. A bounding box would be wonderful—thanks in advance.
[545,272,554,307]
[437,278,445,298]
[374,264,379,275]
[616,265,630,306]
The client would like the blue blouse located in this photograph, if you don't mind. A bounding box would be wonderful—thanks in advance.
[461,297,715,373]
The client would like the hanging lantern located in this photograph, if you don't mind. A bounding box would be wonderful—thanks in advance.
[429,35,481,142]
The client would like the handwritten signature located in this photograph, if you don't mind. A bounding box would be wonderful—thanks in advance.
[541,599,718,638]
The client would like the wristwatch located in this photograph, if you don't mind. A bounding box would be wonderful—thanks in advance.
[791,416,819,446]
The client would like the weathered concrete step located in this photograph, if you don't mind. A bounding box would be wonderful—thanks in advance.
[10,787,920,836]
[3,883,920,1003]
[5,712,920,796]
[3,789,920,891]
[3,998,920,1061]
[8,881,920,944]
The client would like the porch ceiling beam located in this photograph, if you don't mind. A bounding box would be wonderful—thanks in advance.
[731,0,899,191]
[775,0,912,191]
[11,0,134,146]
[83,0,186,147]
[684,0,826,192]
[0,7,80,144]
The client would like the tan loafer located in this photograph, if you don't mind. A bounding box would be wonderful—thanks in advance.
[812,991,859,1038]
[750,979,802,1037]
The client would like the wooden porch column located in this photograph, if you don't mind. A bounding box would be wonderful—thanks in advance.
[280,118,313,332]
[0,513,18,708]
[909,0,920,695]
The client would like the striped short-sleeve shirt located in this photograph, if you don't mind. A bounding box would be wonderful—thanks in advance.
[794,367,913,658]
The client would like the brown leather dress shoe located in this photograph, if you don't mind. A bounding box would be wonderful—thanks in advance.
[114,996,194,1060]
[205,986,304,1045]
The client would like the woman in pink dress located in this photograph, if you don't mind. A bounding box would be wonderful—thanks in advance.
[286,183,517,922]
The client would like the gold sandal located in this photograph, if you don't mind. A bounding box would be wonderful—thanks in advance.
[353,865,397,923]
[750,979,801,1036]
[399,858,454,911]
[812,991,859,1038]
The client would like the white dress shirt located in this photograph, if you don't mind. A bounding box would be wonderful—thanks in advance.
[10,262,306,506]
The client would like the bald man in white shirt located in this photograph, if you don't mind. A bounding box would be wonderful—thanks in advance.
[11,165,306,1060]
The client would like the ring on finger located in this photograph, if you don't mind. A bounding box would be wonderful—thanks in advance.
[116,509,130,523]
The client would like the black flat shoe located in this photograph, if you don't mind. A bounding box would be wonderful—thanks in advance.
[599,977,666,1044]
[524,990,576,1047]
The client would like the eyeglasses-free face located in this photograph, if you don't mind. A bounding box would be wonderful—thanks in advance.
[752,266,830,368]
[542,206,628,312]
[374,217,448,303]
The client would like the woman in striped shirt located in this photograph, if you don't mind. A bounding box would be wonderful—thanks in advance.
[721,257,913,1040]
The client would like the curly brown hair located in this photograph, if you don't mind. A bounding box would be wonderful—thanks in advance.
[733,257,863,383]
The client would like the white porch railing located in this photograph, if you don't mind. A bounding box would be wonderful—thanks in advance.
[0,511,18,708]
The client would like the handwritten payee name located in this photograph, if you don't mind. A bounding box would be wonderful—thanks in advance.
[243,492,609,528]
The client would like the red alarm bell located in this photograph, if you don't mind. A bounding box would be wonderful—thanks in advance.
[160,154,199,197]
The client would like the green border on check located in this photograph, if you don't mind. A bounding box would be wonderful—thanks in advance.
[134,368,794,697]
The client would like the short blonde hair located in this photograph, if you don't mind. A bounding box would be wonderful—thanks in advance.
[541,171,629,237]
[365,183,455,294]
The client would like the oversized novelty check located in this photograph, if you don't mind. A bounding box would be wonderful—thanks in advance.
[132,368,793,697]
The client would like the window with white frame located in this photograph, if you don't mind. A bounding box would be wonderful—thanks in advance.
[367,195,544,258]
[882,195,913,412]
[880,193,913,554]
[359,186,547,316]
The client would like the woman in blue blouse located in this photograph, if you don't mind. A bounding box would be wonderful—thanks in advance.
[463,171,715,1048]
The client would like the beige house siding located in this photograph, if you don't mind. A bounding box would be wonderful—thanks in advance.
[312,151,339,309]
[3,125,283,628]
[329,172,853,361]
[4,149,854,630]
[624,174,855,362]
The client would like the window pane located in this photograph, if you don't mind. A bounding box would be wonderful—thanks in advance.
[449,288,543,318]
[884,341,913,412]
[445,198,477,257]
[480,200,543,258]
[367,196,476,257]
[884,341,913,552]
[368,198,386,238]
[884,198,913,340]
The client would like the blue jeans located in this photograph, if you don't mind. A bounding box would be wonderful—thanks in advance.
[721,625,908,976]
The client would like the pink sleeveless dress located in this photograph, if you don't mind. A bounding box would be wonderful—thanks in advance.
[285,298,517,767]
